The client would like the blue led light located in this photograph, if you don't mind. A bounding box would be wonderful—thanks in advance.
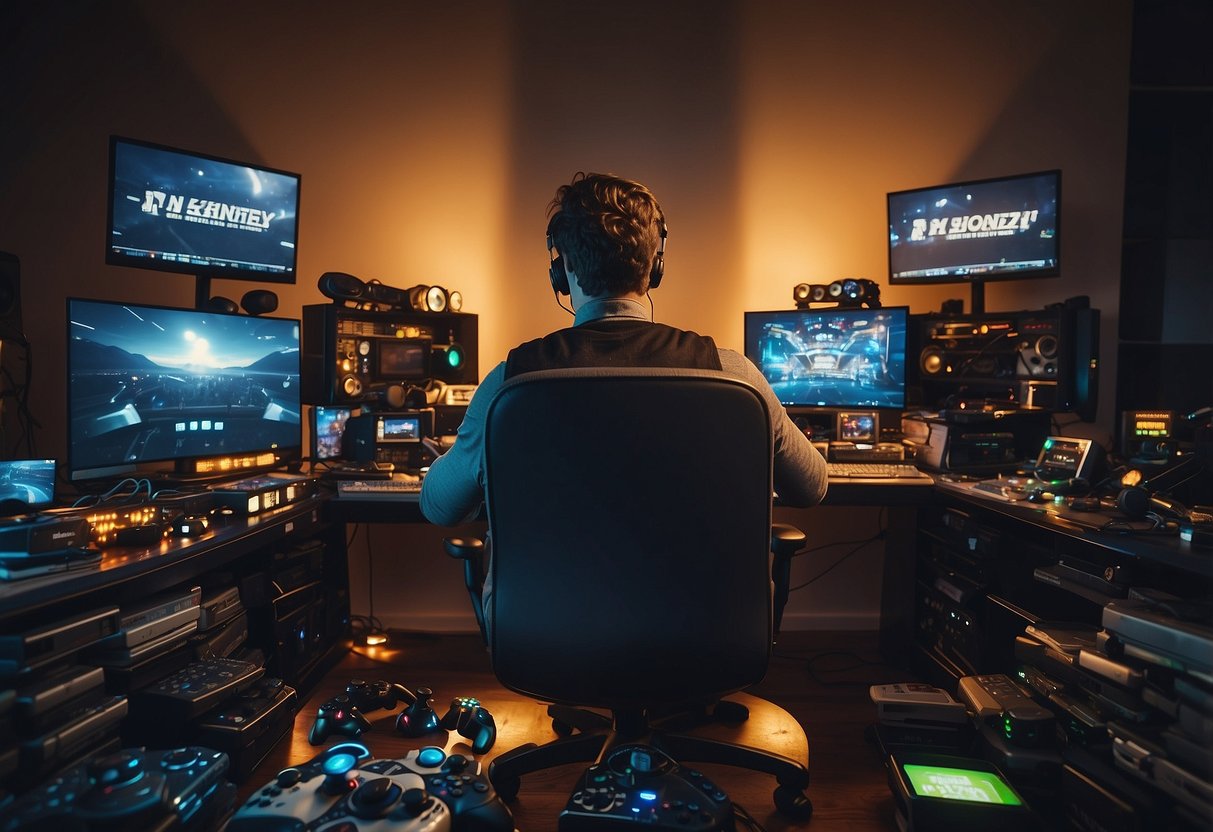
[323,753,357,775]
[639,791,657,801]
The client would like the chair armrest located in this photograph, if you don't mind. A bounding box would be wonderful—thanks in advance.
[444,536,488,645]
[771,523,807,558]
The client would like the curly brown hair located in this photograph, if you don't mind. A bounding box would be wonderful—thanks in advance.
[546,172,664,297]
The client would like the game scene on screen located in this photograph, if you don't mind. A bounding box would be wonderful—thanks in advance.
[68,301,301,473]
[746,309,907,409]
[888,172,1058,281]
[313,407,352,461]
[0,460,56,509]
[109,140,299,276]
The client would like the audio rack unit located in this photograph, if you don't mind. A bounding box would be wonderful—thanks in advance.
[909,305,1099,420]
[301,304,478,406]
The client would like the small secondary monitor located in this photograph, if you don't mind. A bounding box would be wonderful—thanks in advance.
[0,459,57,515]
[107,136,301,284]
[888,170,1059,313]
[67,298,302,478]
[311,405,353,461]
[744,307,908,410]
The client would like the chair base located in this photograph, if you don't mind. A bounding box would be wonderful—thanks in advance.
[487,698,813,821]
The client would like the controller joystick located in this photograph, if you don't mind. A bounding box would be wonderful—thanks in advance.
[309,694,374,745]
[346,679,416,713]
[439,696,497,753]
[396,685,441,737]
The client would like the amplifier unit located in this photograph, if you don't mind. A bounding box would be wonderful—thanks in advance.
[301,304,478,406]
[910,305,1099,420]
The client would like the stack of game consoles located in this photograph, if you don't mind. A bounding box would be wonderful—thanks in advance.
[0,606,127,795]
[1013,598,1213,831]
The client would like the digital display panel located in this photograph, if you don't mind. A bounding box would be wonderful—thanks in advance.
[107,136,300,283]
[743,307,908,409]
[903,764,1022,805]
[1034,436,1093,482]
[838,412,878,442]
[312,406,352,461]
[0,459,56,510]
[68,298,301,476]
[376,338,430,380]
[376,415,422,444]
[888,170,1059,285]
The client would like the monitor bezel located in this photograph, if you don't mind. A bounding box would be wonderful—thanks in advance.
[105,135,302,285]
[743,305,910,412]
[886,169,1061,287]
[66,297,303,480]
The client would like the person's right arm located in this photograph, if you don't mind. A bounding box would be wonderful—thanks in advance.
[419,363,506,526]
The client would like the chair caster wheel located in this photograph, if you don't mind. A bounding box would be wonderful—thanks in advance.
[552,717,573,736]
[774,785,813,820]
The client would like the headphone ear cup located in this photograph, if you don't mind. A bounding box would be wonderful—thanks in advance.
[1116,486,1150,519]
[649,254,664,290]
[549,254,570,296]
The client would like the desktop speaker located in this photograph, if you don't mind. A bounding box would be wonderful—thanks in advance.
[0,251,23,341]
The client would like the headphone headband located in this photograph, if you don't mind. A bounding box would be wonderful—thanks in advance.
[546,210,667,296]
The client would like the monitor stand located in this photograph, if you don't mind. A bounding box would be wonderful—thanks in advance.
[194,275,212,312]
[969,280,985,315]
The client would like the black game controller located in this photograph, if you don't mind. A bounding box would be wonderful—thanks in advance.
[367,746,514,832]
[440,696,496,754]
[346,679,416,713]
[229,741,451,832]
[1,746,234,831]
[396,686,442,737]
[309,694,374,745]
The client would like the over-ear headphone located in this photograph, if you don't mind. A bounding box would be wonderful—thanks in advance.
[1116,485,1189,520]
[545,211,668,297]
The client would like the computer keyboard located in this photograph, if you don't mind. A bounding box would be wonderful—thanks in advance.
[336,478,423,499]
[826,462,932,480]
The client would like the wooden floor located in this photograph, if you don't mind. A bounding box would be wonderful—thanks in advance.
[240,630,910,831]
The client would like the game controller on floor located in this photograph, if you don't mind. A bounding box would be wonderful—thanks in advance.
[308,680,495,753]
[229,740,514,832]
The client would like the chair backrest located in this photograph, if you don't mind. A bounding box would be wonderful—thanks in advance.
[484,367,774,710]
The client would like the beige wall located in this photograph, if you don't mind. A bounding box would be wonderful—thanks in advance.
[0,1,1133,630]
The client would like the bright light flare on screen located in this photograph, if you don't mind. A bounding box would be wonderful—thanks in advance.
[246,168,262,195]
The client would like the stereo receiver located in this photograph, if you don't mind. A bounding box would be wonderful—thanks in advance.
[910,305,1099,420]
[301,304,478,406]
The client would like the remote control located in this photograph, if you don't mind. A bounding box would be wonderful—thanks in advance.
[958,674,1054,748]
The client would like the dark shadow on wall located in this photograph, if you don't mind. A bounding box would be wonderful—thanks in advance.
[500,0,746,350]
[0,1,261,466]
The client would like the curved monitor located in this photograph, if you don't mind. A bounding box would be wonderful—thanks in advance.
[743,307,908,410]
[106,136,301,284]
[888,170,1060,296]
[67,298,301,479]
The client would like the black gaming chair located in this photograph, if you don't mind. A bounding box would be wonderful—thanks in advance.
[444,367,813,819]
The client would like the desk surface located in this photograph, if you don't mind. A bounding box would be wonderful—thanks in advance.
[934,478,1213,579]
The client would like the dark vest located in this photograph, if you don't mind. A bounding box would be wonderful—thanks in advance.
[504,319,722,378]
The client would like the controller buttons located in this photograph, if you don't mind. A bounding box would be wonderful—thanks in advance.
[446,753,468,772]
[417,747,446,768]
[400,787,431,817]
[276,768,302,788]
[349,777,403,819]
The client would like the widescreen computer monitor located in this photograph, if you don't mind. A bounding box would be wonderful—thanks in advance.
[106,136,301,304]
[67,298,302,479]
[743,306,908,411]
[887,170,1060,313]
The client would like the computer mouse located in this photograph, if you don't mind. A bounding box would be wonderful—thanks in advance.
[1027,488,1052,503]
